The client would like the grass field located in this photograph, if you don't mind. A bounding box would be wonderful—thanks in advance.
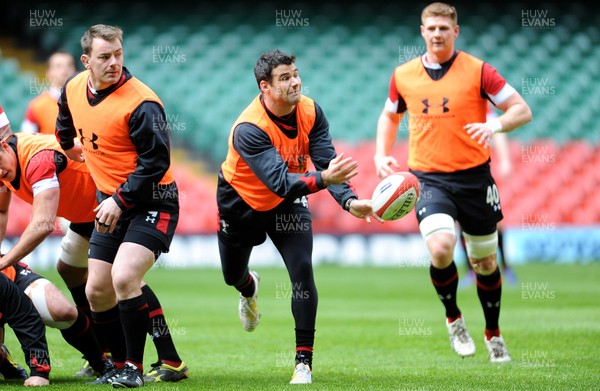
[2,263,599,390]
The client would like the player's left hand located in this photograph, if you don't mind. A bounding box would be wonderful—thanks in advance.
[348,199,384,224]
[321,152,359,186]
[374,154,400,179]
[94,197,122,233]
[464,122,494,148]
[63,142,85,162]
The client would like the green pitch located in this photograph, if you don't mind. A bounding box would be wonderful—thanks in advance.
[2,263,599,390]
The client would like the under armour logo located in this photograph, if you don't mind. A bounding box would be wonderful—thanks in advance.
[78,128,99,150]
[422,98,449,114]
[418,207,427,216]
[300,196,308,208]
[146,211,158,224]
[220,219,229,234]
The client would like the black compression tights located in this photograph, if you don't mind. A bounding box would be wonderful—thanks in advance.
[218,227,318,331]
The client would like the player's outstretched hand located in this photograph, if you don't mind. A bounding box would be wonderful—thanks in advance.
[374,154,400,179]
[321,153,359,186]
[348,199,384,224]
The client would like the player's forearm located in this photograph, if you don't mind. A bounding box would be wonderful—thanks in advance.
[271,171,324,199]
[55,122,77,149]
[0,212,8,243]
[375,111,400,157]
[327,183,358,210]
[113,162,170,209]
[0,223,52,270]
[0,124,11,139]
[497,101,533,133]
[0,191,10,243]
[56,91,77,148]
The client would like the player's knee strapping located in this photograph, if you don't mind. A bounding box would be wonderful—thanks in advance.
[60,228,89,268]
[463,231,498,273]
[419,213,456,239]
[25,279,75,330]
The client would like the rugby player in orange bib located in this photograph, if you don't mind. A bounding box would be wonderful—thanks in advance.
[0,130,114,380]
[21,51,77,135]
[1,106,185,382]
[1,107,115,378]
[218,50,378,385]
[56,24,187,387]
[374,2,532,363]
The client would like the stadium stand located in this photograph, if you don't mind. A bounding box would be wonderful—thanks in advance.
[1,1,598,234]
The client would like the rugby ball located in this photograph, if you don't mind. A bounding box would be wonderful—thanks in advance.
[371,172,420,221]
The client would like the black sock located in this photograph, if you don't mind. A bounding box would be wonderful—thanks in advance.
[430,261,461,319]
[236,273,256,298]
[27,349,51,380]
[142,285,181,363]
[476,266,502,332]
[68,283,90,314]
[295,328,315,368]
[61,309,105,372]
[69,284,108,352]
[119,294,149,368]
[91,306,126,366]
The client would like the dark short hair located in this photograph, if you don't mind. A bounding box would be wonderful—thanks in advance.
[254,50,297,88]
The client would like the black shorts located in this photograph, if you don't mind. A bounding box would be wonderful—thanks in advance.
[217,196,312,248]
[411,162,503,236]
[69,222,94,238]
[89,195,179,264]
[13,262,44,292]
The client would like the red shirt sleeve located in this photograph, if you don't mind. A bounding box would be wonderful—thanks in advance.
[481,63,507,97]
[25,150,58,185]
[387,72,407,113]
[388,73,400,103]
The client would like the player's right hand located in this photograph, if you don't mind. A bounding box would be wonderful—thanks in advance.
[64,143,85,162]
[374,155,399,179]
